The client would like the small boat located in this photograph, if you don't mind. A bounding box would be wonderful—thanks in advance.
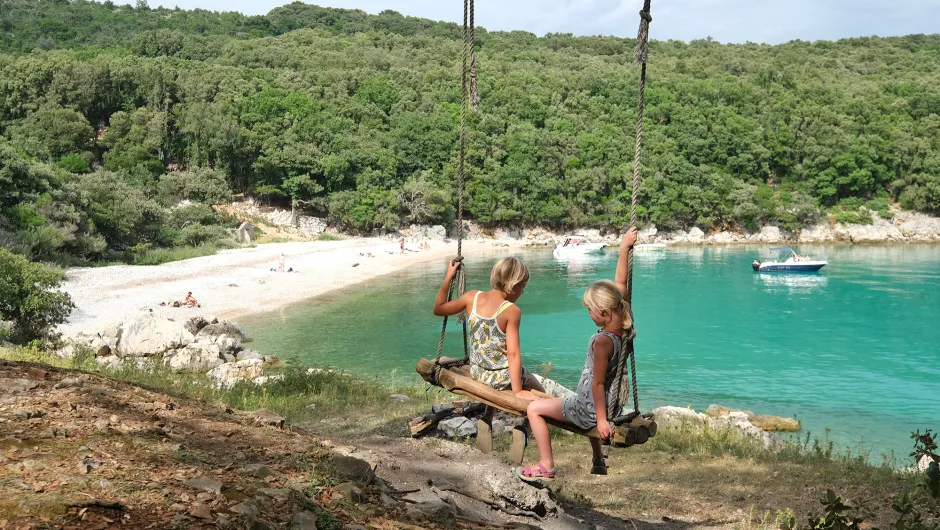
[635,243,667,250]
[553,235,607,257]
[752,247,827,272]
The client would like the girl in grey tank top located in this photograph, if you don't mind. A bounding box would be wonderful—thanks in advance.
[516,228,636,483]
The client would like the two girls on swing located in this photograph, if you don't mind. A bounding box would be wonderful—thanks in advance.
[432,227,637,482]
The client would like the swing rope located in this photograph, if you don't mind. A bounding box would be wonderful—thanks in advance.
[613,0,652,424]
[432,0,476,385]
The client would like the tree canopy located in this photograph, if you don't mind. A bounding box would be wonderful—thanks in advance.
[0,0,938,259]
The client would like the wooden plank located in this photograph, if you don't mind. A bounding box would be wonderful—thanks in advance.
[417,358,635,444]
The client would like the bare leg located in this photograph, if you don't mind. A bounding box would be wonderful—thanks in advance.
[525,398,566,470]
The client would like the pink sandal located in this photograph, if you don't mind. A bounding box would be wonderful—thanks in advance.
[515,462,556,483]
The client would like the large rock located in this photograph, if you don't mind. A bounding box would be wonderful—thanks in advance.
[329,455,375,485]
[438,417,476,438]
[486,470,558,515]
[687,227,705,240]
[206,358,263,387]
[706,405,800,432]
[184,316,211,336]
[118,314,195,357]
[164,343,224,372]
[845,216,905,243]
[197,321,246,342]
[757,226,783,243]
[651,406,707,427]
[236,222,255,243]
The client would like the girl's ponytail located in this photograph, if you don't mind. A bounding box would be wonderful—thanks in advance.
[619,297,634,333]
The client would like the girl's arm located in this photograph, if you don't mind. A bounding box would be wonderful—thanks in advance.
[503,306,537,401]
[432,260,471,316]
[591,335,614,439]
[614,227,638,297]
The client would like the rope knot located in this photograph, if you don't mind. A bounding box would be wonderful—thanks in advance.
[639,9,652,23]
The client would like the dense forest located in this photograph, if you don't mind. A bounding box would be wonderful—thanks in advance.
[1,0,940,264]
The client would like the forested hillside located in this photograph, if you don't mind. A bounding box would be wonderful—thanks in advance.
[2,0,940,263]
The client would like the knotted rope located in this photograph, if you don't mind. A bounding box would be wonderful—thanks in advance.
[432,0,476,385]
[468,0,479,111]
[613,0,652,423]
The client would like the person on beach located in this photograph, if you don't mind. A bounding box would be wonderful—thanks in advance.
[515,227,637,483]
[278,253,286,272]
[399,237,405,254]
[432,257,545,399]
[183,291,199,308]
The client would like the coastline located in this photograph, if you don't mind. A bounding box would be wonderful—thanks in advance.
[59,237,492,337]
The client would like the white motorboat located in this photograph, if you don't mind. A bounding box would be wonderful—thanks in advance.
[752,247,827,272]
[635,243,667,250]
[553,235,607,257]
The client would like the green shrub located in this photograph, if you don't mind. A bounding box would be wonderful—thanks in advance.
[158,168,232,206]
[56,153,92,174]
[867,197,892,219]
[0,249,74,344]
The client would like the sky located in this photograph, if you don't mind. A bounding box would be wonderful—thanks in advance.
[138,0,940,45]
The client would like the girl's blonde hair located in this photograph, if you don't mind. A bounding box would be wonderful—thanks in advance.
[582,280,633,331]
[490,257,530,295]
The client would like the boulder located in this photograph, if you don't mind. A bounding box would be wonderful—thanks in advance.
[237,349,263,362]
[705,405,800,432]
[687,227,705,240]
[236,221,255,243]
[118,314,194,357]
[429,225,447,240]
[651,406,707,427]
[438,417,476,438]
[164,343,224,372]
[206,358,263,387]
[329,455,375,485]
[406,499,457,529]
[289,511,319,530]
[214,335,243,355]
[758,226,782,243]
[197,321,246,342]
[184,316,211,336]
[486,470,558,515]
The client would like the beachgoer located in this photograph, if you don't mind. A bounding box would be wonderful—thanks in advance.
[399,237,405,255]
[432,257,545,398]
[516,227,637,483]
[183,292,199,308]
[279,253,286,273]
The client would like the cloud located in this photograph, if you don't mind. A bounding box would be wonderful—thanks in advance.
[148,0,940,44]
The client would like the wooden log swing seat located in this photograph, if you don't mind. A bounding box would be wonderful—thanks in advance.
[416,0,658,453]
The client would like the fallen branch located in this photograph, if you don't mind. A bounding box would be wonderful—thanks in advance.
[67,500,127,511]
[441,486,542,520]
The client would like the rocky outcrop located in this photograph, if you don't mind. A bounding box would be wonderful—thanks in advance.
[119,314,195,357]
[68,315,276,385]
[652,404,801,449]
[207,359,264,388]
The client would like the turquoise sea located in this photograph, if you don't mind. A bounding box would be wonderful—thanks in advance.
[241,244,940,463]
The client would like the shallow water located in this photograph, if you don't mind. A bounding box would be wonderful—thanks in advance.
[242,244,940,462]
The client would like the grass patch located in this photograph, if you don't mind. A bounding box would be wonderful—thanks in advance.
[4,345,932,529]
[129,240,240,265]
[0,345,435,427]
[316,233,344,241]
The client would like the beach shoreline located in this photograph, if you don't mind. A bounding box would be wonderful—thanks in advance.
[59,238,493,337]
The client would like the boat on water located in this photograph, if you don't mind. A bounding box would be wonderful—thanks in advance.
[752,247,827,272]
[553,235,607,258]
[635,243,667,250]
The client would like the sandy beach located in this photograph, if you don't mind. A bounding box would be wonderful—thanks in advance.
[60,238,492,336]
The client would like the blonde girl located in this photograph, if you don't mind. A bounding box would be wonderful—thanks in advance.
[516,227,637,482]
[433,257,545,399]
